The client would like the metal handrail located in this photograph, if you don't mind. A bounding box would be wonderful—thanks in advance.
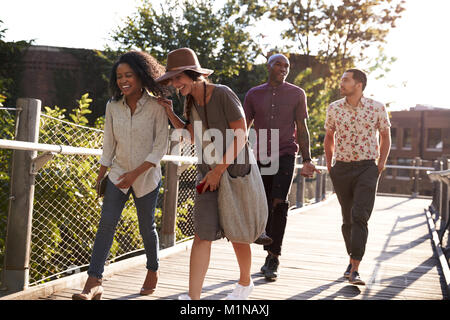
[386,164,435,171]
[427,169,450,184]
[0,138,197,164]
[427,167,450,244]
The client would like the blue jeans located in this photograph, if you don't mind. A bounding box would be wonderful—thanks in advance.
[87,178,161,279]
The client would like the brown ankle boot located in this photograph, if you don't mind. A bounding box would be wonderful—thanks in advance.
[72,276,103,300]
[140,270,159,295]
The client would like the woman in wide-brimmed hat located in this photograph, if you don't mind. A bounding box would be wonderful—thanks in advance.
[156,48,255,300]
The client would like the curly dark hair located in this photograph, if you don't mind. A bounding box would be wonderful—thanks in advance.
[110,51,166,101]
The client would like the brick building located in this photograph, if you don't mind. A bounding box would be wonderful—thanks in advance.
[378,106,450,195]
[17,45,111,122]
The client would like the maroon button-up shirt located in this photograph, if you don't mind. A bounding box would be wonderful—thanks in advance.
[243,82,308,160]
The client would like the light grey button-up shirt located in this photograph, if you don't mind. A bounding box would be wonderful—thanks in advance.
[99,92,169,198]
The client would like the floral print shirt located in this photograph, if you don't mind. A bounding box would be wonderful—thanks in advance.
[325,97,390,162]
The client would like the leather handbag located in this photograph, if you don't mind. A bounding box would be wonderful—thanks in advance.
[191,96,268,243]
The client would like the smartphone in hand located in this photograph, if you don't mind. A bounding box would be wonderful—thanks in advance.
[196,181,211,194]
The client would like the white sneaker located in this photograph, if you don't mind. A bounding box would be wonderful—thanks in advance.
[226,280,254,300]
[178,294,192,300]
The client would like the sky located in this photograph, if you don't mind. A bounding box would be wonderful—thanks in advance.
[2,0,450,111]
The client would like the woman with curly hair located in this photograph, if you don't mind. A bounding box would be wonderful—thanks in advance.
[72,51,169,300]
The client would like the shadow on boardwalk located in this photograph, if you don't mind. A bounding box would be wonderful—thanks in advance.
[14,195,450,300]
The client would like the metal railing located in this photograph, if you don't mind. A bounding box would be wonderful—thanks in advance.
[377,157,437,197]
[427,157,450,244]
[0,99,199,291]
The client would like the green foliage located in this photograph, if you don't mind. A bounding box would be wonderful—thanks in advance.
[293,68,328,156]
[0,94,15,274]
[110,0,261,82]
[69,94,92,125]
[0,20,31,106]
[1,93,196,283]
[238,0,405,155]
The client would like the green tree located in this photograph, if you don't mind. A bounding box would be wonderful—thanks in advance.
[0,20,30,106]
[240,0,405,154]
[242,0,405,70]
[110,0,262,83]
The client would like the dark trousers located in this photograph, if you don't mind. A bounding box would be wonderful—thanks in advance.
[330,160,379,261]
[258,154,295,256]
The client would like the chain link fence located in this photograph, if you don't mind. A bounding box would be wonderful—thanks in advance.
[0,112,198,285]
[0,108,17,286]
[29,115,199,285]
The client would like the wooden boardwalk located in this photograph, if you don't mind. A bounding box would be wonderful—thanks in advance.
[41,195,446,300]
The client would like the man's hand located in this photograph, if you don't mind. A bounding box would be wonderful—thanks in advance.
[300,161,321,178]
[377,162,385,175]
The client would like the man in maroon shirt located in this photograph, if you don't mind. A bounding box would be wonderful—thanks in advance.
[244,54,319,281]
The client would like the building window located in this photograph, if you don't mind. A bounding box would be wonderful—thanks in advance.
[402,128,412,149]
[426,128,443,150]
[391,128,397,149]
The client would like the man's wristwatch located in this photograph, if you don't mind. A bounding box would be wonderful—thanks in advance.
[303,158,312,163]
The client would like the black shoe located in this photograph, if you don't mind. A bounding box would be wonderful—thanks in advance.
[349,271,365,286]
[264,255,279,281]
[254,232,273,246]
[260,254,271,273]
[344,264,352,279]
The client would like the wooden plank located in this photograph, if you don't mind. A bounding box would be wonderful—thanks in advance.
[38,196,446,300]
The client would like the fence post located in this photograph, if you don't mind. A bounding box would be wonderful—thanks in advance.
[446,157,450,239]
[321,155,327,200]
[296,157,305,208]
[160,136,180,249]
[433,159,443,220]
[2,98,41,292]
[439,156,449,235]
[315,156,323,203]
[412,157,421,197]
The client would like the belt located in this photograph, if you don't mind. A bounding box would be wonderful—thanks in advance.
[335,159,375,166]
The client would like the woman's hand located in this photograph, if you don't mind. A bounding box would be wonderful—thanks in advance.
[115,170,140,189]
[157,97,173,113]
[200,168,223,192]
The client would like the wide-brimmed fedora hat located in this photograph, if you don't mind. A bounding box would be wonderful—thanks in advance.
[156,48,213,84]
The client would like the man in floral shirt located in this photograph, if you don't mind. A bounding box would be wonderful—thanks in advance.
[324,69,391,286]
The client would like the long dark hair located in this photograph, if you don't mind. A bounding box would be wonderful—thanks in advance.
[183,70,208,120]
[110,51,165,101]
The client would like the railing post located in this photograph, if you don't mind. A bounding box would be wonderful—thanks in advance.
[315,156,323,203]
[2,98,41,292]
[160,134,180,249]
[412,157,421,197]
[321,155,327,200]
[433,159,443,220]
[296,157,305,208]
[440,156,449,235]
